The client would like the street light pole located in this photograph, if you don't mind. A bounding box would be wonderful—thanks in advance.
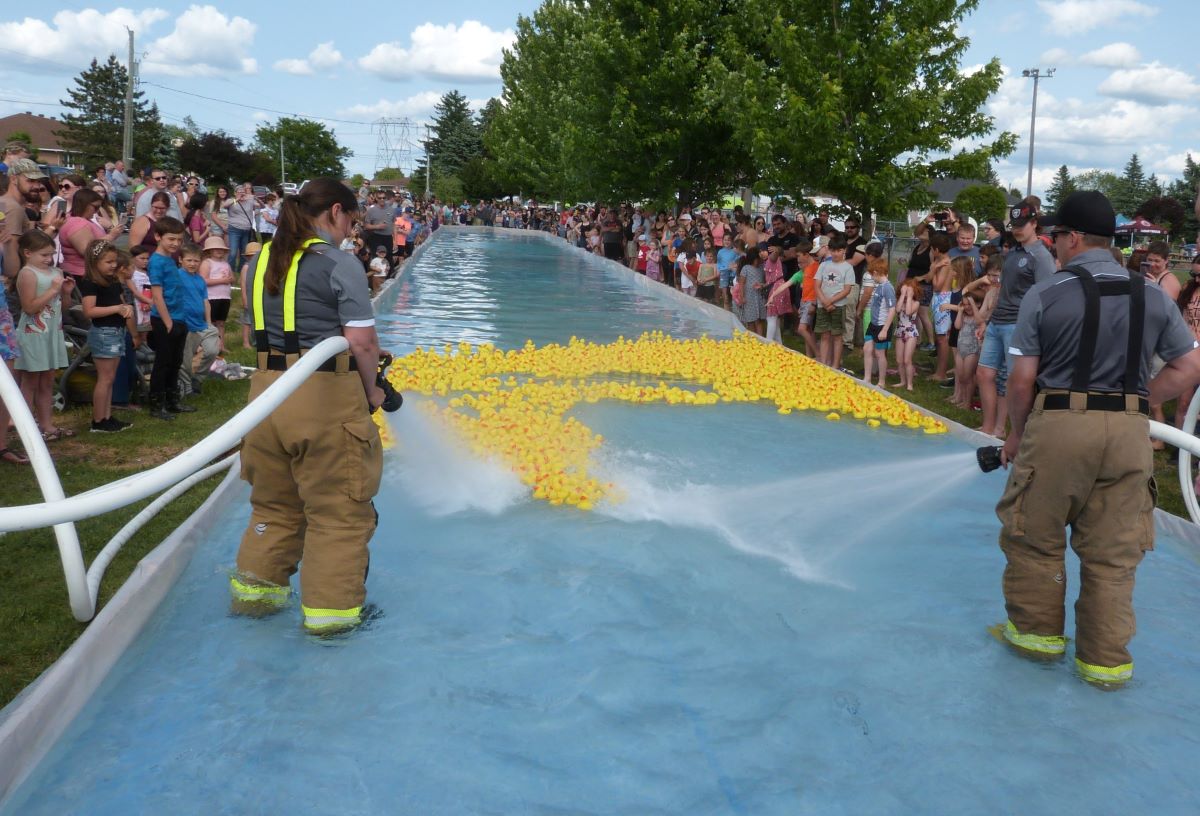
[1021,67,1055,199]
[424,124,431,200]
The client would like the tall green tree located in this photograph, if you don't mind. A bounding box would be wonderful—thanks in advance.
[489,0,756,207]
[717,0,1014,229]
[953,184,1008,222]
[1136,196,1185,236]
[251,117,350,180]
[176,132,262,186]
[1044,165,1076,212]
[57,55,163,168]
[1111,153,1150,217]
[1165,153,1200,242]
[1073,169,1121,201]
[425,90,482,178]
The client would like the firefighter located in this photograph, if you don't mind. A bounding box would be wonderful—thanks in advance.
[995,190,1200,686]
[231,178,387,634]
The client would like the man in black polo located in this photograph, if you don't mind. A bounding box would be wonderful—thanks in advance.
[995,190,1200,687]
[842,216,869,348]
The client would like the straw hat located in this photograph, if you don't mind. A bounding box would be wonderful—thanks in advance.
[203,236,228,252]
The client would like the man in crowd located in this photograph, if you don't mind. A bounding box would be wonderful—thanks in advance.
[842,215,869,350]
[109,159,132,214]
[0,159,61,280]
[134,168,182,219]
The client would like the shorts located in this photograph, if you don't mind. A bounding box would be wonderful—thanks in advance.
[87,324,127,359]
[209,298,231,322]
[0,307,19,361]
[719,268,735,288]
[796,301,815,325]
[979,321,1016,395]
[696,283,716,302]
[865,322,892,350]
[813,306,845,335]
[932,292,952,335]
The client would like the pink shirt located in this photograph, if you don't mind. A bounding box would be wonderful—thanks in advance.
[59,216,104,277]
[203,259,233,300]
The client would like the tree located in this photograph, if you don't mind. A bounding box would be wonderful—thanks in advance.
[719,0,1014,231]
[1111,153,1152,217]
[176,131,261,187]
[953,185,1008,223]
[489,0,756,207]
[1165,153,1200,243]
[348,173,366,188]
[251,117,350,180]
[3,130,38,161]
[424,91,482,179]
[1044,165,1076,212]
[373,167,406,182]
[1073,169,1122,202]
[1136,196,1186,237]
[57,55,163,168]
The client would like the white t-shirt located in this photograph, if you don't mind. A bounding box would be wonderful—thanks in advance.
[369,257,389,277]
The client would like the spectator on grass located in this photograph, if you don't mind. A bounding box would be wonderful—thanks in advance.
[60,189,126,280]
[134,169,182,220]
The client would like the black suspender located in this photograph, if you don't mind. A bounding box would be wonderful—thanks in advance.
[1060,263,1145,397]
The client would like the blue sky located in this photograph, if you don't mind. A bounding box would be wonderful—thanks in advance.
[0,1,1194,197]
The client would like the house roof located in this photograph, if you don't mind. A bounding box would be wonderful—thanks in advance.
[0,112,65,151]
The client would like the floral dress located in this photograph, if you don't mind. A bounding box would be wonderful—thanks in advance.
[737,263,767,323]
[764,257,793,317]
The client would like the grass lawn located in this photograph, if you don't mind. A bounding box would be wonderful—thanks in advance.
[1,299,1195,708]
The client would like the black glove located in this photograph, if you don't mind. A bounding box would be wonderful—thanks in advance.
[376,352,403,413]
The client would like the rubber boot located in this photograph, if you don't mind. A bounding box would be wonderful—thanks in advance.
[147,393,175,421]
[167,391,197,414]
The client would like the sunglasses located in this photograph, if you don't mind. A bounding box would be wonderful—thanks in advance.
[152,175,167,181]
[58,183,74,190]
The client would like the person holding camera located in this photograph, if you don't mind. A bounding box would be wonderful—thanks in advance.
[231,179,396,635]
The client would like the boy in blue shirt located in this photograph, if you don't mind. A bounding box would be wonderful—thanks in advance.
[716,232,742,310]
[147,216,194,419]
[178,243,220,397]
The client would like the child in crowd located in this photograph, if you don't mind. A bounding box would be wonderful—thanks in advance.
[147,216,192,420]
[763,243,790,344]
[716,232,741,310]
[892,279,922,391]
[946,291,983,409]
[78,240,134,432]
[200,236,233,352]
[862,258,895,387]
[129,246,153,335]
[178,243,220,396]
[677,240,698,296]
[635,236,650,275]
[368,246,390,294]
[110,250,144,410]
[239,241,262,349]
[696,249,719,303]
[765,239,818,357]
[926,231,953,383]
[0,229,28,463]
[736,245,767,336]
[646,232,663,282]
[813,235,854,369]
[15,230,73,439]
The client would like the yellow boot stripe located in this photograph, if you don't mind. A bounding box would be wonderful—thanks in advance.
[230,576,290,605]
[301,605,363,631]
[1003,620,1067,654]
[1076,658,1133,684]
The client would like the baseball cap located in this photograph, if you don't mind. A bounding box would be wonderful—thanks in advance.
[678,213,692,222]
[1007,201,1038,228]
[7,158,47,179]
[1039,190,1116,238]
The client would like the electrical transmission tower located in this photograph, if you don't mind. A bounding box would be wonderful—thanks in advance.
[372,118,415,180]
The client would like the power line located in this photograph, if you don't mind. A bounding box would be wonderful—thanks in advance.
[141,81,376,126]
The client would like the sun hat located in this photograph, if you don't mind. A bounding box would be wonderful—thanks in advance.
[202,236,229,253]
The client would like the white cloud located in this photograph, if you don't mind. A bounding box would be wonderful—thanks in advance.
[274,41,343,76]
[1150,149,1200,176]
[0,9,169,71]
[342,92,445,120]
[1080,42,1141,68]
[143,5,257,77]
[1036,0,1157,35]
[1098,62,1200,105]
[1040,48,1072,65]
[359,21,514,82]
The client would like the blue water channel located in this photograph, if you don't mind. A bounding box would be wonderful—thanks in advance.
[5,230,1200,815]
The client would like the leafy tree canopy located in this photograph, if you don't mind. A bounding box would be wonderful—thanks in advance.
[176,131,264,187]
[953,184,1008,223]
[252,117,350,180]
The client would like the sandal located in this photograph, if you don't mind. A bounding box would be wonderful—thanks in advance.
[41,427,75,441]
[0,447,29,464]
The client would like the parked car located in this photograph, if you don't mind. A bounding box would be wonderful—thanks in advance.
[280,182,298,195]
[251,185,271,200]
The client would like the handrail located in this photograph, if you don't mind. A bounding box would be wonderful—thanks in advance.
[0,335,350,621]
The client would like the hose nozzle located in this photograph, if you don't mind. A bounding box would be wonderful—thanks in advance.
[376,352,403,413]
[976,445,1003,473]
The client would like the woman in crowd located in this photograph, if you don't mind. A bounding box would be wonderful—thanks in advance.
[60,189,126,280]
[91,182,120,232]
[184,192,210,245]
[207,185,231,240]
[129,191,171,252]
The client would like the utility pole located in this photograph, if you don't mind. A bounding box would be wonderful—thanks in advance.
[1021,67,1055,199]
[279,136,285,186]
[423,124,432,200]
[122,27,136,166]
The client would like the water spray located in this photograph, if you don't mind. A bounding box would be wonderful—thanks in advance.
[976,446,1003,474]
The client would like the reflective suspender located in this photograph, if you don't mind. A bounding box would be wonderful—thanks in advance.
[252,238,326,365]
[1060,263,1145,398]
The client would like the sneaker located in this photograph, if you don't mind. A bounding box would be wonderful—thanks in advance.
[108,416,133,431]
[920,343,936,352]
[91,418,124,433]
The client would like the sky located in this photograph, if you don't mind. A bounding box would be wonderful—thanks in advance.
[0,0,1194,198]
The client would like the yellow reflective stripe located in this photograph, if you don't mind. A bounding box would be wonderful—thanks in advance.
[252,243,272,331]
[229,576,290,604]
[301,605,363,631]
[251,238,325,333]
[1003,620,1066,654]
[1076,658,1133,684]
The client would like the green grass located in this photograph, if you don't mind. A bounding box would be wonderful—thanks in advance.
[2,304,1193,708]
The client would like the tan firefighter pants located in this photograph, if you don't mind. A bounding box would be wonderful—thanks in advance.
[234,366,382,626]
[995,392,1156,675]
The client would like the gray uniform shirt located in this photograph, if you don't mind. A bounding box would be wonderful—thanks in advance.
[246,236,375,350]
[1009,248,1197,395]
[991,240,1057,324]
